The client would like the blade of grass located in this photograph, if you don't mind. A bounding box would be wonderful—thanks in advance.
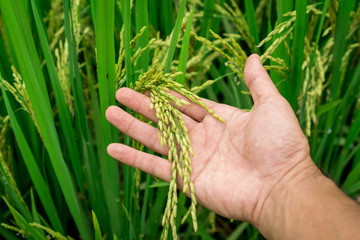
[195,226,216,240]
[314,62,360,165]
[160,0,173,36]
[288,0,307,111]
[30,189,46,237]
[95,0,122,236]
[149,187,168,239]
[65,0,110,229]
[328,0,356,103]
[84,51,110,232]
[277,1,293,27]
[270,0,292,95]
[115,3,123,34]
[62,0,103,213]
[123,0,134,86]
[344,109,360,149]
[196,0,215,49]
[164,0,188,74]
[92,210,103,240]
[62,0,93,146]
[149,0,159,31]
[342,150,360,195]
[140,173,152,235]
[30,0,85,196]
[322,0,357,137]
[0,1,92,238]
[0,34,11,80]
[10,1,48,98]
[2,197,46,240]
[176,5,195,84]
[226,222,249,240]
[30,190,40,225]
[121,1,136,237]
[135,0,149,73]
[328,63,360,182]
[134,2,150,233]
[210,0,224,33]
[1,78,63,233]
[244,0,259,45]
[89,0,96,22]
[1,24,19,76]
[334,142,360,184]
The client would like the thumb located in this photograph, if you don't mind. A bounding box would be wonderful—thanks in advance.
[244,54,281,105]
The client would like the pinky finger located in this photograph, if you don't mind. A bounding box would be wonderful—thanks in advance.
[107,143,172,182]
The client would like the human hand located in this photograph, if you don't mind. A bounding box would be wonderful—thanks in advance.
[106,54,320,226]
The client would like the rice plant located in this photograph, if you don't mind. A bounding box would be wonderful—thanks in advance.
[0,0,359,239]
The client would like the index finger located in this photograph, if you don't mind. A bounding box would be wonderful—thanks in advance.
[116,88,198,130]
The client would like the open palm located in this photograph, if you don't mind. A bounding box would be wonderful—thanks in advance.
[106,55,313,225]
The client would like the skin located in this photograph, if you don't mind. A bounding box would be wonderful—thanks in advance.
[106,54,360,239]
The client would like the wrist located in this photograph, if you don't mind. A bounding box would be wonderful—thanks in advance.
[254,156,325,239]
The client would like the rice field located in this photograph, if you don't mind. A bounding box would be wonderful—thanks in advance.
[0,0,359,239]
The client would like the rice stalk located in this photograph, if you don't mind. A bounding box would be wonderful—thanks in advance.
[29,223,74,240]
[191,30,247,84]
[0,224,26,238]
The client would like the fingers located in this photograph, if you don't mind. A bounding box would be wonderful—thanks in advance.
[107,143,171,182]
[116,88,158,123]
[116,88,197,129]
[244,54,282,105]
[106,106,169,156]
[165,90,217,122]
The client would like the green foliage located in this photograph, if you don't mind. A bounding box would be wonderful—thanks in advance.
[0,0,359,239]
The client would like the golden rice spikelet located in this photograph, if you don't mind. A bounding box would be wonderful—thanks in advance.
[2,67,42,138]
[134,60,223,239]
[55,40,74,116]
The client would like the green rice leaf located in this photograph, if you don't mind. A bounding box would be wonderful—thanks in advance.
[288,0,307,111]
[1,78,63,233]
[244,0,259,45]
[30,0,85,196]
[164,0,188,74]
[123,0,134,85]
[135,0,150,73]
[92,210,103,240]
[2,197,47,240]
[0,1,91,238]
[176,5,195,84]
[95,0,122,235]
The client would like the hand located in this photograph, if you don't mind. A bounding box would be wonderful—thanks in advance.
[106,54,319,226]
